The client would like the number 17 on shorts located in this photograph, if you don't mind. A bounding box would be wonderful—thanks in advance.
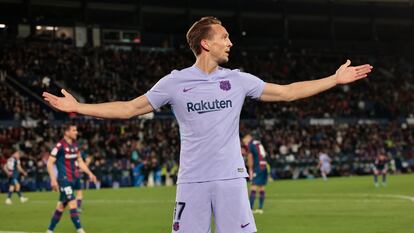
[172,201,186,231]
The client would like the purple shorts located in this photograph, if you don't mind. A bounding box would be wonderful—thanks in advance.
[171,178,257,233]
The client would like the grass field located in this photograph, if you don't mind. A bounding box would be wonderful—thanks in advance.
[1,174,413,233]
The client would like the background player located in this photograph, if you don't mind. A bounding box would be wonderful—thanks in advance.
[318,150,332,181]
[242,133,268,214]
[42,16,372,233]
[75,143,91,212]
[46,123,96,233]
[4,149,28,205]
[373,150,388,187]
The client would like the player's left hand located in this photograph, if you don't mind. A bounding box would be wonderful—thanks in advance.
[335,60,373,84]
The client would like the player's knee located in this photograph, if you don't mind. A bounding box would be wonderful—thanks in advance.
[67,200,77,209]
[57,202,66,211]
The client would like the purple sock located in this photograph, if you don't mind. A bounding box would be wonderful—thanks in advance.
[48,210,63,231]
[259,191,265,209]
[249,190,257,209]
[70,208,82,229]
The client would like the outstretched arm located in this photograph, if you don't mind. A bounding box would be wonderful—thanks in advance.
[260,60,373,102]
[42,90,154,119]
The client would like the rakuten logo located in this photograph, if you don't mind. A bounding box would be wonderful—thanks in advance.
[187,99,232,114]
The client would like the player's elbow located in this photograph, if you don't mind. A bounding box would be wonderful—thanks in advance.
[282,85,298,102]
[278,90,296,102]
[265,84,297,102]
[120,102,138,119]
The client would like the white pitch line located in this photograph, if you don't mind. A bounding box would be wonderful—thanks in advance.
[30,199,174,204]
[28,194,414,205]
[375,194,414,202]
[0,231,45,233]
[266,193,414,202]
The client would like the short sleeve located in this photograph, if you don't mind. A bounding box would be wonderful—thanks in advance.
[239,72,265,99]
[50,142,62,157]
[144,74,173,110]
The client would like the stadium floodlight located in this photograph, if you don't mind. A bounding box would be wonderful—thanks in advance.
[0,24,6,28]
[36,26,42,30]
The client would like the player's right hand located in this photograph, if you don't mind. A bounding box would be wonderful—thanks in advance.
[50,179,59,191]
[89,173,98,184]
[42,89,79,113]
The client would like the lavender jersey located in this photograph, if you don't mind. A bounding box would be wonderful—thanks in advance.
[145,65,265,184]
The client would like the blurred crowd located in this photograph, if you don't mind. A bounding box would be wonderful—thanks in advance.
[0,119,413,192]
[1,41,413,120]
[240,121,413,179]
[0,40,413,191]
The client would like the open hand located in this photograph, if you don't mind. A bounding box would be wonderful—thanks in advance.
[42,89,79,112]
[335,60,373,84]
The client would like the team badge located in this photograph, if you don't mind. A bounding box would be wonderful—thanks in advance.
[219,80,231,91]
[173,221,180,231]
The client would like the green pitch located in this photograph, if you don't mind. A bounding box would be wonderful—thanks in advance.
[1,174,413,233]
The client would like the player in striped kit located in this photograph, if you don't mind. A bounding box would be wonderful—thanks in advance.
[243,133,268,214]
[373,150,388,187]
[4,150,28,205]
[46,123,96,233]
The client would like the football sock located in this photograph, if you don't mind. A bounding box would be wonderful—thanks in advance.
[70,208,82,229]
[259,191,265,209]
[48,210,63,231]
[249,190,256,209]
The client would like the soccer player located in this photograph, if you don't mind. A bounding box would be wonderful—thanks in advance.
[318,150,332,181]
[373,150,388,187]
[242,133,268,214]
[46,123,97,233]
[3,150,28,205]
[43,16,372,233]
[75,145,90,212]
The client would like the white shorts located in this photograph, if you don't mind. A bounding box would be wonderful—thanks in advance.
[172,178,257,233]
[320,164,331,174]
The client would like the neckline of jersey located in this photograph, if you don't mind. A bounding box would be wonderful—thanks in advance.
[192,65,222,78]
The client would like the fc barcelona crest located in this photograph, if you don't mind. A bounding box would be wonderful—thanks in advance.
[173,222,180,231]
[219,80,231,91]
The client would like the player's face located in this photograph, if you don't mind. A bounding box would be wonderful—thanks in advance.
[13,151,20,159]
[206,24,233,64]
[65,126,78,140]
